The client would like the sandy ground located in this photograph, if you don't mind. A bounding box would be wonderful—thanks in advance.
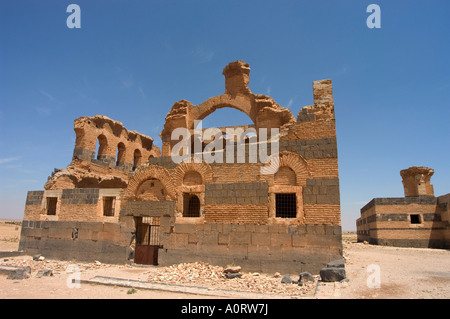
[1,221,449,299]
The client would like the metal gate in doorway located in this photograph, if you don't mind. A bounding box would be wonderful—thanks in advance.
[134,216,161,265]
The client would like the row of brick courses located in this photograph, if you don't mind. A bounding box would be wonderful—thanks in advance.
[303,204,341,225]
[361,196,437,213]
[284,121,337,140]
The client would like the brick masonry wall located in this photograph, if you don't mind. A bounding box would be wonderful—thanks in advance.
[204,182,269,223]
[205,182,268,205]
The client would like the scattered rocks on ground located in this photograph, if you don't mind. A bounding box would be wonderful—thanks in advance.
[0,265,31,280]
[32,254,45,261]
[223,265,241,273]
[145,261,317,296]
[36,269,53,278]
[225,272,242,279]
[0,257,318,297]
[299,272,315,286]
[281,274,295,284]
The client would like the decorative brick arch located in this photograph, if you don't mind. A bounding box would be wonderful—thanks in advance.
[265,150,309,186]
[125,164,176,200]
[173,159,214,187]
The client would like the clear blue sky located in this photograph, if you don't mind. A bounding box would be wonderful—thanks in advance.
[1,1,449,231]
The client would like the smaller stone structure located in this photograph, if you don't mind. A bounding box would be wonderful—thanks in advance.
[356,166,450,248]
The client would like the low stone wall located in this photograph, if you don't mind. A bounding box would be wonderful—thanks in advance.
[159,223,342,274]
[18,220,133,264]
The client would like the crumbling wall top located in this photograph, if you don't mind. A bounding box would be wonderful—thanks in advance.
[401,166,435,197]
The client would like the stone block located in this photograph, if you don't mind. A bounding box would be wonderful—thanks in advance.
[0,265,31,280]
[251,232,271,246]
[217,233,229,245]
[230,232,251,245]
[167,233,189,249]
[174,223,197,234]
[198,232,218,245]
[320,267,346,282]
[270,233,292,247]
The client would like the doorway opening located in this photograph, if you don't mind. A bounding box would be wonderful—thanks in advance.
[134,216,161,265]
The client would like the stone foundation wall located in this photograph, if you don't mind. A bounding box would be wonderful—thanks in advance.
[19,220,133,264]
[159,223,342,274]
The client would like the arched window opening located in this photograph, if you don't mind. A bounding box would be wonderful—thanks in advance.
[183,194,201,217]
[96,135,107,160]
[133,149,142,170]
[116,142,126,166]
[198,106,253,128]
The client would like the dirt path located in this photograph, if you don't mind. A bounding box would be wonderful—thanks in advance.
[1,221,449,299]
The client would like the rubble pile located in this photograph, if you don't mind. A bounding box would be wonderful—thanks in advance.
[145,262,318,296]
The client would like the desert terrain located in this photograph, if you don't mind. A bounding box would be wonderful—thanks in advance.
[1,220,449,299]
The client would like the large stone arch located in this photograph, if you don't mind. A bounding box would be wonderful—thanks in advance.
[159,61,296,157]
[189,94,255,129]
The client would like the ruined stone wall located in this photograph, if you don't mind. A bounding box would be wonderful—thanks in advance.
[73,115,160,172]
[20,61,343,272]
[23,188,123,222]
[20,188,131,263]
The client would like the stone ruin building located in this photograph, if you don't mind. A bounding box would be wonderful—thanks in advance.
[357,166,450,248]
[19,61,342,274]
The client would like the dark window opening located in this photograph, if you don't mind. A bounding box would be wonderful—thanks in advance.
[46,197,57,215]
[116,142,126,166]
[133,149,142,171]
[183,194,201,217]
[96,135,107,160]
[103,197,115,216]
[275,193,296,218]
[410,214,421,224]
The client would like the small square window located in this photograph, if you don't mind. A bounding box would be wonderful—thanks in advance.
[275,193,297,218]
[410,214,421,224]
[46,197,57,215]
[103,197,115,216]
